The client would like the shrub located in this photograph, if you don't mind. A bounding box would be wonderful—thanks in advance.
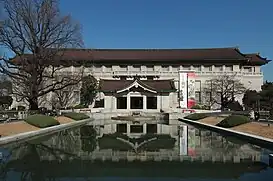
[63,112,90,121]
[184,113,209,120]
[191,104,210,110]
[25,114,60,128]
[73,104,88,109]
[191,104,202,109]
[216,115,250,128]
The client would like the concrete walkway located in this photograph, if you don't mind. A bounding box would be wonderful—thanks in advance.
[196,116,273,140]
[0,116,74,137]
[0,117,93,146]
[199,116,226,125]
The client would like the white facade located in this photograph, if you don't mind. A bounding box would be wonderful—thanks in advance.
[93,64,264,111]
[10,48,269,111]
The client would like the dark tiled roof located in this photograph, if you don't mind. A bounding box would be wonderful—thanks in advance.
[59,47,246,61]
[99,78,176,93]
[245,53,271,65]
[11,47,271,65]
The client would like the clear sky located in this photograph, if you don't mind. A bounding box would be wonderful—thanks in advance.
[16,0,273,80]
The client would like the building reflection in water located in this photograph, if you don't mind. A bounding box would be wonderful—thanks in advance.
[0,121,272,180]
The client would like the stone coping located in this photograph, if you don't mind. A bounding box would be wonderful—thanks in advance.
[179,118,273,150]
[0,118,93,147]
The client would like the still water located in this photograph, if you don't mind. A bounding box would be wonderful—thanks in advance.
[0,122,273,181]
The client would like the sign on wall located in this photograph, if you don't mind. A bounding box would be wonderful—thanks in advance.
[178,72,188,108]
[187,72,196,108]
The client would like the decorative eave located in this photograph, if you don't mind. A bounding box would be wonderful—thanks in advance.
[99,78,176,93]
[116,78,157,94]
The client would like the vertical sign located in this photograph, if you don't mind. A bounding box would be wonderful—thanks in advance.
[179,72,188,108]
[187,72,196,108]
[179,125,188,156]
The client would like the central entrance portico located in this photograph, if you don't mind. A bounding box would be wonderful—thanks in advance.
[99,77,176,112]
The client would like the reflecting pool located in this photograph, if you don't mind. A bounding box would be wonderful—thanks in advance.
[0,121,273,180]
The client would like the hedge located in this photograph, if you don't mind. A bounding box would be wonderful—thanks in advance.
[216,115,250,128]
[184,113,209,120]
[63,112,90,121]
[24,114,60,128]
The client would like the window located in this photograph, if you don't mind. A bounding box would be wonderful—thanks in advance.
[130,97,143,109]
[119,65,127,71]
[193,66,201,71]
[130,125,143,133]
[132,65,141,71]
[162,65,169,71]
[214,65,223,71]
[195,91,201,103]
[147,65,154,71]
[117,124,127,133]
[183,66,191,70]
[94,99,104,108]
[117,97,127,109]
[147,124,157,133]
[172,66,179,72]
[204,65,212,71]
[92,65,101,72]
[104,65,112,72]
[225,65,233,71]
[244,67,252,72]
[147,97,157,109]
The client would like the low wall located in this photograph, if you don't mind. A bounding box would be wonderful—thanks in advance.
[0,118,93,147]
[179,118,273,150]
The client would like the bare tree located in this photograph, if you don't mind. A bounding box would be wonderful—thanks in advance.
[203,73,246,110]
[51,85,77,109]
[0,0,84,110]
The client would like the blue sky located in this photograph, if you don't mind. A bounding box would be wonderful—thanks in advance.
[60,0,273,80]
[2,0,273,80]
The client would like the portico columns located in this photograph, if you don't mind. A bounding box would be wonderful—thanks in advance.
[143,95,147,110]
[127,94,130,110]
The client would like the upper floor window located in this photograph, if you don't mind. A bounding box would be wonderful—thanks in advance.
[172,66,179,72]
[193,66,201,72]
[119,65,127,71]
[93,65,101,72]
[146,65,154,72]
[161,65,169,71]
[214,65,223,71]
[104,65,112,72]
[204,65,212,71]
[225,65,233,72]
[183,66,191,70]
[132,65,141,71]
[244,67,252,72]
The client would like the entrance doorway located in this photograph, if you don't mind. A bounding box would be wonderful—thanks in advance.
[130,97,143,109]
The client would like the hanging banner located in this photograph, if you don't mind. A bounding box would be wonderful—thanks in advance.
[179,72,188,108]
[187,72,196,108]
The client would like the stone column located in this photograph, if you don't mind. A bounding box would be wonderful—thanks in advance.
[143,95,147,110]
[127,123,131,134]
[127,94,130,110]
[143,123,147,134]
[157,95,161,111]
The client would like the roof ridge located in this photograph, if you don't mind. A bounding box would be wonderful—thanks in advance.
[63,47,239,51]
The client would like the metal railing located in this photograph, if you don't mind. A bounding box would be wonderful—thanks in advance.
[91,70,262,77]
